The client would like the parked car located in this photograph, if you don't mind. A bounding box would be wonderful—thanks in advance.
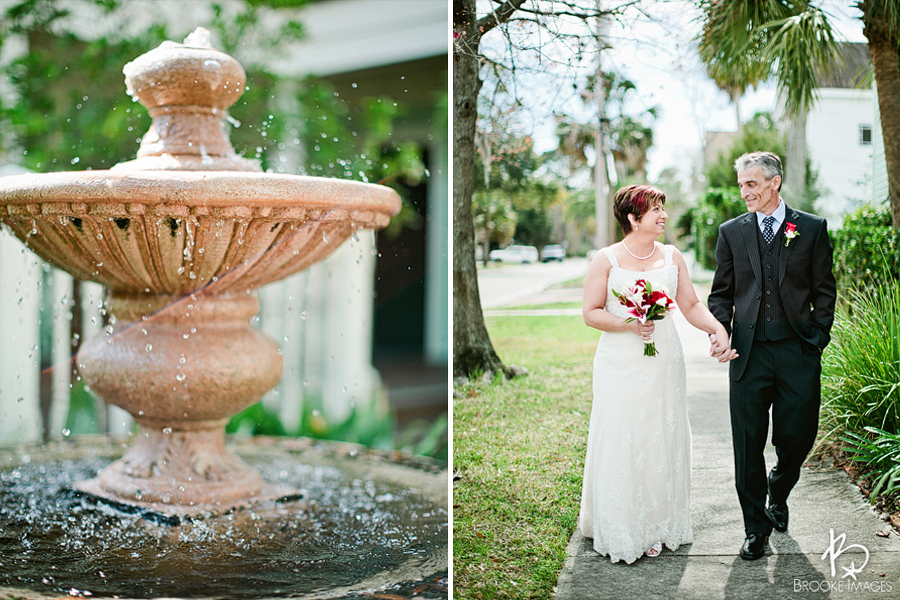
[488,245,540,264]
[541,244,566,262]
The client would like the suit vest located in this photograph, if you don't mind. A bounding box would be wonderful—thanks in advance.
[754,224,795,341]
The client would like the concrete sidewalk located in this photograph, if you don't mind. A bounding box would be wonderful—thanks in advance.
[553,310,900,599]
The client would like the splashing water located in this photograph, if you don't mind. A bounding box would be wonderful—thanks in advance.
[0,442,447,599]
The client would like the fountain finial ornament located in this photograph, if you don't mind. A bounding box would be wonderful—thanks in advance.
[118,27,258,172]
[0,28,401,517]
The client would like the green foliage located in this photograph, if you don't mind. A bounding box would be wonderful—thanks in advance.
[689,187,745,270]
[1,29,167,170]
[295,79,427,240]
[65,378,102,435]
[703,112,819,211]
[841,427,900,504]
[697,1,842,116]
[226,397,447,461]
[513,207,553,248]
[474,133,541,193]
[821,276,900,443]
[763,7,842,116]
[705,113,786,188]
[472,189,517,247]
[831,205,900,297]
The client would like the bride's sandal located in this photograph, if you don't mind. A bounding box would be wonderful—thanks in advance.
[645,542,663,558]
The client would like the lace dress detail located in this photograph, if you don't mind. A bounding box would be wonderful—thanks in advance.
[578,244,693,563]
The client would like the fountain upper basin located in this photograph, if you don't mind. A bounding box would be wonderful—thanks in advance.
[0,170,400,295]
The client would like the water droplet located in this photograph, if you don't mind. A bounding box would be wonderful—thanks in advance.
[300,311,307,320]
[162,427,172,434]
[183,333,190,339]
[145,344,153,352]
[62,428,71,437]
[176,372,186,382]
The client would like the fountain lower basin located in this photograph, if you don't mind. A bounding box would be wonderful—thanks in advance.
[0,437,448,599]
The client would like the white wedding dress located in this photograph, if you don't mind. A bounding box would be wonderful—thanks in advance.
[578,245,693,563]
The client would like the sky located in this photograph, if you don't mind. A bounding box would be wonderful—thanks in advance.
[492,0,868,185]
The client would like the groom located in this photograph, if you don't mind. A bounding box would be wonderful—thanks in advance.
[708,151,836,560]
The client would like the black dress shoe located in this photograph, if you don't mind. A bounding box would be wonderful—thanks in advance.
[740,534,769,560]
[766,503,789,532]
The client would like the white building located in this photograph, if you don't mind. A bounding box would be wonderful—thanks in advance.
[804,42,884,227]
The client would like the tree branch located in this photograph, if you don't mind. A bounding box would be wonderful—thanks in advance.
[478,0,530,37]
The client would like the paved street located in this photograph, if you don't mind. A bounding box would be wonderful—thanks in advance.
[476,257,589,309]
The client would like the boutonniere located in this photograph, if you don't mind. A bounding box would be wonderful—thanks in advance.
[784,222,799,247]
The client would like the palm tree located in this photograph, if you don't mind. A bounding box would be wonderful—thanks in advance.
[697,1,840,207]
[700,2,900,227]
[858,1,900,228]
[697,2,775,137]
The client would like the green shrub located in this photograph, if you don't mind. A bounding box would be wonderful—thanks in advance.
[831,205,900,298]
[690,187,745,270]
[821,278,900,441]
[841,427,900,504]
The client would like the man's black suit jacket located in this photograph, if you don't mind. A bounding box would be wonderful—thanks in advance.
[708,205,837,381]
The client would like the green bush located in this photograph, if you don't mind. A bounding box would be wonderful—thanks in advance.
[831,205,900,297]
[690,187,745,270]
[841,427,900,504]
[821,278,900,441]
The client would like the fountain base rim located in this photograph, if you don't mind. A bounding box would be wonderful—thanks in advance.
[73,478,302,523]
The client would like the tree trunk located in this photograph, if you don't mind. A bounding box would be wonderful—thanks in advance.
[864,11,900,228]
[453,0,509,379]
[732,89,743,137]
[593,2,612,250]
[784,105,807,207]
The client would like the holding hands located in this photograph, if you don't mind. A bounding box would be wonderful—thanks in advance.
[709,334,739,363]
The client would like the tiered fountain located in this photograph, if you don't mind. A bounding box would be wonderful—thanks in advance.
[0,29,446,599]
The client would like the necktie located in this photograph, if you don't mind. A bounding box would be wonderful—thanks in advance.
[762,215,775,245]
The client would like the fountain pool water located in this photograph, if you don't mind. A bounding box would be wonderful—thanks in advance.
[0,438,447,599]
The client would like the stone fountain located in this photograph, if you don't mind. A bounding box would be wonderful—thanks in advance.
[0,28,403,519]
[0,27,446,600]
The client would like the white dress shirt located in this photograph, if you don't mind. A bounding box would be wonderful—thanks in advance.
[756,198,786,236]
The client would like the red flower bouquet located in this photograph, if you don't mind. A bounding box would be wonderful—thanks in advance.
[612,279,675,356]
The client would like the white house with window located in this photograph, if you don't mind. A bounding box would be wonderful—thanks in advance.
[804,43,884,227]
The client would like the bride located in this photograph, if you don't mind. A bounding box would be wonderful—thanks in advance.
[579,184,735,563]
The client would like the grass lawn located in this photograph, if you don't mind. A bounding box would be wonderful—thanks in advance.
[503,301,582,310]
[453,315,600,600]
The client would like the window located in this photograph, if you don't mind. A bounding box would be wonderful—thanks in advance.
[860,124,872,146]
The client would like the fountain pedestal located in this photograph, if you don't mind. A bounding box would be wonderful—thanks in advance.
[76,293,295,514]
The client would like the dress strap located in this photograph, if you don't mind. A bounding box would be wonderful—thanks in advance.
[664,244,674,267]
[601,247,619,268]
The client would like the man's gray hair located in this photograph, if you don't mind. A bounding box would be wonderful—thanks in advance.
[734,151,783,190]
